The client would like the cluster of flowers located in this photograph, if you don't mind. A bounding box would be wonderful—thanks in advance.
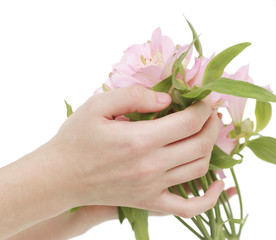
[95,27,258,156]
[89,21,275,240]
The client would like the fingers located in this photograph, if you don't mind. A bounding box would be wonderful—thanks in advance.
[156,111,220,170]
[148,180,224,218]
[129,100,213,148]
[225,187,237,199]
[91,85,171,119]
[165,155,211,187]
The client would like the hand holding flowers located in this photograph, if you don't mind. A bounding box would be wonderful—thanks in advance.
[81,18,276,240]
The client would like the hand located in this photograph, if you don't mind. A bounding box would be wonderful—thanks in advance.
[48,85,224,218]
[7,206,117,240]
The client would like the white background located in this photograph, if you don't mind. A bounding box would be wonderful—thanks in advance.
[0,0,276,239]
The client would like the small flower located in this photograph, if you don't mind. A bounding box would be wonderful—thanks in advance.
[216,120,236,155]
[222,65,253,126]
[95,28,194,94]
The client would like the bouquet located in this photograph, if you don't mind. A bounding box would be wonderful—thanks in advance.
[66,18,276,240]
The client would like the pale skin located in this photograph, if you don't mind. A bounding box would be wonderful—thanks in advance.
[1,85,225,239]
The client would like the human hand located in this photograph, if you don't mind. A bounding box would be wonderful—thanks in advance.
[48,85,224,218]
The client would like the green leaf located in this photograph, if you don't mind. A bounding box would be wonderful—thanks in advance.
[118,207,125,224]
[205,78,276,102]
[171,89,193,109]
[182,87,212,99]
[151,75,172,93]
[124,112,156,121]
[155,102,174,118]
[125,76,172,121]
[64,100,73,117]
[172,36,199,90]
[185,16,203,57]
[120,207,149,240]
[202,42,251,85]
[247,136,276,164]
[182,77,276,105]
[68,206,81,213]
[209,145,241,170]
[255,101,272,132]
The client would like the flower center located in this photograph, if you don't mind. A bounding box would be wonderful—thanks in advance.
[140,50,164,68]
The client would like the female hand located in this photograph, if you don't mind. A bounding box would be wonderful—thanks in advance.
[51,84,224,217]
[0,85,223,239]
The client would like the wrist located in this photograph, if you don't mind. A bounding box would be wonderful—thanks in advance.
[0,139,75,238]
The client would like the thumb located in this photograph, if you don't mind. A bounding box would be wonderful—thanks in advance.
[93,85,171,118]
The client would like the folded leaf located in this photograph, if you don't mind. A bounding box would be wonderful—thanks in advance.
[182,88,212,99]
[247,136,276,164]
[120,207,149,240]
[172,37,199,90]
[255,101,272,132]
[202,42,251,85]
[151,75,172,93]
[185,16,203,57]
[209,145,241,170]
[118,207,126,224]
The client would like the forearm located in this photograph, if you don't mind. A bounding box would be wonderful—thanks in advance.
[7,206,117,240]
[0,140,74,239]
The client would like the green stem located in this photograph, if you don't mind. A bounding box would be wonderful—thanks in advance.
[175,184,188,199]
[174,216,204,240]
[206,172,222,223]
[230,168,243,237]
[199,176,217,239]
[173,184,212,239]
[222,191,234,218]
[210,171,236,237]
[187,181,200,197]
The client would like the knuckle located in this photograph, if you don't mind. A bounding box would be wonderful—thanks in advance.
[206,195,218,210]
[186,116,202,134]
[127,85,145,103]
[134,162,156,182]
[127,134,148,154]
[196,159,209,178]
[200,138,213,156]
[180,208,195,219]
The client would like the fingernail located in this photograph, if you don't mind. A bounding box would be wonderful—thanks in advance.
[156,92,171,104]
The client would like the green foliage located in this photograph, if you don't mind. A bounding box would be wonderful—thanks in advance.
[68,206,81,213]
[64,100,73,117]
[185,16,203,57]
[202,42,251,86]
[119,207,149,240]
[247,136,276,164]
[183,78,276,103]
[172,36,199,91]
[151,75,172,93]
[209,145,241,170]
[255,101,272,132]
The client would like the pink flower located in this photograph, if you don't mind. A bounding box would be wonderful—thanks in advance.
[187,55,229,108]
[95,28,194,94]
[222,65,253,126]
[216,121,236,155]
[187,55,213,87]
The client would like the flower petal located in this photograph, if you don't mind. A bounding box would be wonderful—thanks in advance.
[133,65,163,88]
